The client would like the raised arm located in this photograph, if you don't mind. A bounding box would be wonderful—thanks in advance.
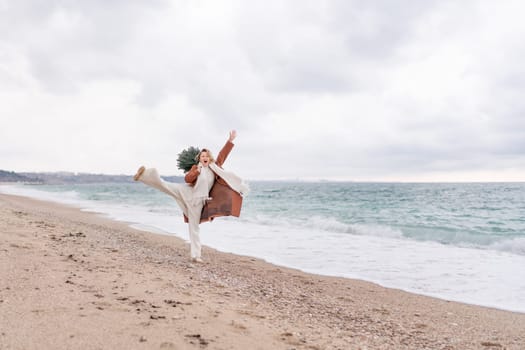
[215,130,236,167]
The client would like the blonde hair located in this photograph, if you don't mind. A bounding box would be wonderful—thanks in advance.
[196,148,215,163]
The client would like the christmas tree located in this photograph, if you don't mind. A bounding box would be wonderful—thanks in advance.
[177,146,200,173]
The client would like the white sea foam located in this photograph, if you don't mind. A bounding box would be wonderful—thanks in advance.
[242,214,404,239]
[489,237,525,256]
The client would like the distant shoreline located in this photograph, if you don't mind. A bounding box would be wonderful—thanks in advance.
[0,169,183,185]
[2,170,524,185]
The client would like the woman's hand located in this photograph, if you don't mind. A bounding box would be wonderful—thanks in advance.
[229,130,237,142]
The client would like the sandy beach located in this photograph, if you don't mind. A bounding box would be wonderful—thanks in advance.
[1,193,524,350]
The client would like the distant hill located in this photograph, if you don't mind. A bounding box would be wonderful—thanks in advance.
[0,170,183,184]
[0,170,36,182]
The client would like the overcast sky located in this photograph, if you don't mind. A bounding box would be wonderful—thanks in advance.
[1,0,524,181]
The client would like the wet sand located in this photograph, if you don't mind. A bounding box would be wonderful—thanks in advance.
[1,193,524,349]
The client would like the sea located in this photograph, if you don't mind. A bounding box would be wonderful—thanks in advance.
[2,181,525,313]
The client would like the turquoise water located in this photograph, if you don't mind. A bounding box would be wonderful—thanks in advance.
[243,182,525,254]
[2,181,525,312]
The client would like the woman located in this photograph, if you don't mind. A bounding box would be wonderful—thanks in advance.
[133,130,248,263]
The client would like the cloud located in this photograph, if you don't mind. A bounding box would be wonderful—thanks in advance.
[1,0,525,181]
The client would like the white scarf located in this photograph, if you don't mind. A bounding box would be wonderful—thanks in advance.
[209,162,250,196]
[191,162,249,206]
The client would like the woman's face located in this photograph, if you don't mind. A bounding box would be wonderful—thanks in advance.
[199,151,210,167]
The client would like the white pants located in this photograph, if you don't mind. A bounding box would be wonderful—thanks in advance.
[138,168,203,259]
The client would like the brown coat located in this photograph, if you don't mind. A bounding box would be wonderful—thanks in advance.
[183,140,243,224]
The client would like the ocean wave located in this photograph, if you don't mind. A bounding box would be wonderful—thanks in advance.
[299,216,405,239]
[243,214,404,239]
[488,237,525,256]
[242,213,525,256]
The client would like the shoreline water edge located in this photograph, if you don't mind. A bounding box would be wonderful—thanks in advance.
[1,182,525,314]
[1,191,525,349]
